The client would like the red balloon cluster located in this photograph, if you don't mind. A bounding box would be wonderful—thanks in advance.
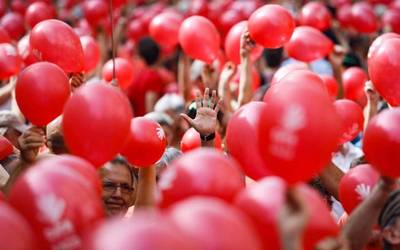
[363,109,400,178]
[9,158,104,250]
[168,197,262,250]
[224,21,263,65]
[368,36,400,106]
[337,4,352,28]
[149,12,183,47]
[383,9,400,34]
[179,15,220,64]
[235,177,339,250]
[260,70,341,183]
[102,57,135,89]
[18,34,38,66]
[25,2,55,29]
[80,36,100,72]
[299,2,332,31]
[248,4,295,48]
[63,83,133,167]
[226,102,271,180]
[180,127,222,152]
[0,136,13,160]
[350,2,378,33]
[339,164,379,214]
[30,19,84,73]
[342,67,368,107]
[158,148,244,207]
[0,26,10,43]
[87,211,197,250]
[0,43,21,79]
[285,26,333,62]
[121,117,167,167]
[334,99,364,145]
[16,62,70,126]
[271,63,309,85]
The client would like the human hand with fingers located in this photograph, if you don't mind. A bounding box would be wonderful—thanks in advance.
[240,30,256,59]
[69,72,85,91]
[18,126,46,163]
[181,88,221,141]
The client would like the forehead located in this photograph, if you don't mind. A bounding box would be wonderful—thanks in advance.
[101,163,132,185]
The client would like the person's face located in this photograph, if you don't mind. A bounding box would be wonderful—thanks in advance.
[383,217,400,247]
[100,163,136,217]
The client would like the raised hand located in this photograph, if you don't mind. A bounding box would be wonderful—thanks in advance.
[69,72,85,91]
[18,126,46,163]
[181,88,221,137]
[240,30,256,59]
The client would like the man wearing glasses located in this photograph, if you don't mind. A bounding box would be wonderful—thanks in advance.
[100,156,137,217]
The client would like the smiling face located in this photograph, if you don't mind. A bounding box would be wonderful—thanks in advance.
[100,162,136,217]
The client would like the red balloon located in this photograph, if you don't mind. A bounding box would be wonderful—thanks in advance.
[180,127,222,152]
[63,83,132,167]
[299,2,332,31]
[158,148,244,207]
[342,67,368,106]
[80,36,100,72]
[383,9,400,34]
[187,0,208,17]
[259,71,341,183]
[351,2,378,33]
[0,203,36,250]
[231,65,261,92]
[368,36,400,106]
[121,117,167,167]
[9,164,104,250]
[0,12,25,40]
[334,99,364,144]
[271,63,309,85]
[18,34,38,66]
[230,0,260,19]
[168,197,262,250]
[25,2,55,29]
[16,62,70,126]
[30,19,84,73]
[36,155,102,196]
[0,0,6,18]
[0,43,22,79]
[224,21,263,65]
[226,102,272,180]
[0,26,10,43]
[248,4,295,48]
[11,0,27,15]
[285,26,333,62]
[319,75,339,100]
[299,184,339,250]
[217,9,243,36]
[234,177,286,250]
[368,33,400,59]
[393,0,400,10]
[87,210,197,250]
[126,19,147,43]
[102,57,135,89]
[149,12,183,47]
[179,15,221,64]
[337,4,353,28]
[363,109,400,178]
[82,0,108,27]
[339,164,379,214]
[0,135,13,160]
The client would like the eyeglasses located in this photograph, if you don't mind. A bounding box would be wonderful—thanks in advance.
[102,182,134,194]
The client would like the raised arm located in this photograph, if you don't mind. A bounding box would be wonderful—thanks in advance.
[238,30,256,107]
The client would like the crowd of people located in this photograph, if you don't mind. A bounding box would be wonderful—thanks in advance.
[0,0,399,249]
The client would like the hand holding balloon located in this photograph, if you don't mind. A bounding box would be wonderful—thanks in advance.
[18,126,45,163]
[69,72,85,91]
[240,30,256,59]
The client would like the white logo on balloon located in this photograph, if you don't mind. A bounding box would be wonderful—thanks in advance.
[269,105,307,160]
[355,183,371,200]
[36,193,82,250]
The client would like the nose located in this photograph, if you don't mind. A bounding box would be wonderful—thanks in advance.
[113,186,123,197]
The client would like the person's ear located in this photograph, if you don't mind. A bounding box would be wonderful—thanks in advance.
[382,226,400,245]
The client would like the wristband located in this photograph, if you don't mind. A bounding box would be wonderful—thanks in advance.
[200,132,215,142]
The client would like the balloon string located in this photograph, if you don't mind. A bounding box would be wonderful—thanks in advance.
[108,0,117,85]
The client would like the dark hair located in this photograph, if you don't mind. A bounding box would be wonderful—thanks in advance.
[138,37,160,66]
[263,48,283,68]
[110,155,138,185]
